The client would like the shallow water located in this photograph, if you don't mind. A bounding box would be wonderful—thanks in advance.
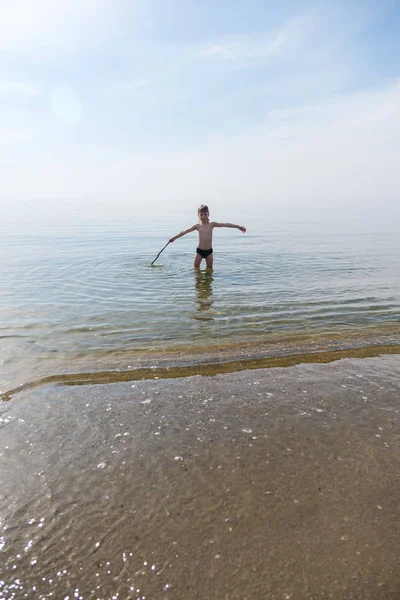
[1,214,399,371]
[1,355,399,599]
[1,213,400,599]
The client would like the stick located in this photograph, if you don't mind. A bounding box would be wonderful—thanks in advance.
[151,241,170,265]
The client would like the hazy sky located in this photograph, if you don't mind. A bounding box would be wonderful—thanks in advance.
[1,0,400,221]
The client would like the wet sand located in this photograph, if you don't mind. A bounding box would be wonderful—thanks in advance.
[1,355,400,599]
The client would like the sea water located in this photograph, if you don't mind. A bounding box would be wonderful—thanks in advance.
[1,210,400,600]
[1,211,399,368]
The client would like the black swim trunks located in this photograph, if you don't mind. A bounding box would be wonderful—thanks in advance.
[196,247,213,258]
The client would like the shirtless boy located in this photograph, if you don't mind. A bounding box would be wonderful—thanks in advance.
[168,205,246,268]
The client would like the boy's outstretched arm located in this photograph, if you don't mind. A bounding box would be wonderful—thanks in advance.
[169,224,198,243]
[212,222,246,232]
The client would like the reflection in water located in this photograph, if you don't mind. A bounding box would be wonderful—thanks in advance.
[193,268,214,320]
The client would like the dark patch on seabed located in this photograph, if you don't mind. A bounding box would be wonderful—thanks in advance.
[1,354,400,599]
[1,327,400,401]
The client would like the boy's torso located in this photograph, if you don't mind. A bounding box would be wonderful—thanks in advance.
[197,222,214,250]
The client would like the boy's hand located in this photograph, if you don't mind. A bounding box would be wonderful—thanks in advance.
[168,238,175,243]
[239,226,246,233]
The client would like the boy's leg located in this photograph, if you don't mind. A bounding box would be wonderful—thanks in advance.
[194,253,202,268]
[205,253,213,268]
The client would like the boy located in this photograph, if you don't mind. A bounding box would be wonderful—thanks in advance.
[169,205,246,268]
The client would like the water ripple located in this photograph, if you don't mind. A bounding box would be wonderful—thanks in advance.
[0,222,399,358]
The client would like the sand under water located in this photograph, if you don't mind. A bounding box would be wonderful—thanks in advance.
[1,346,400,599]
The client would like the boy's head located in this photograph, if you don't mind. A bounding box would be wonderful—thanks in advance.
[198,204,209,221]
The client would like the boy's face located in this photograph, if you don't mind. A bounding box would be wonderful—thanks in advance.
[199,211,209,222]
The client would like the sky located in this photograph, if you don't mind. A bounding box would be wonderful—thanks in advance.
[1,0,400,223]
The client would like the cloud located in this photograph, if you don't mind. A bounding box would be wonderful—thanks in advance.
[201,45,234,60]
[0,0,132,53]
[1,1,399,224]
[0,128,34,144]
[0,81,41,97]
[2,79,399,220]
[115,79,152,90]
[197,12,316,65]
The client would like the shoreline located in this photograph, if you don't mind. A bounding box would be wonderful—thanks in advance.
[2,341,400,402]
[1,325,400,401]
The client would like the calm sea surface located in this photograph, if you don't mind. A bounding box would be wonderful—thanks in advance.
[1,211,400,600]
[1,213,399,367]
